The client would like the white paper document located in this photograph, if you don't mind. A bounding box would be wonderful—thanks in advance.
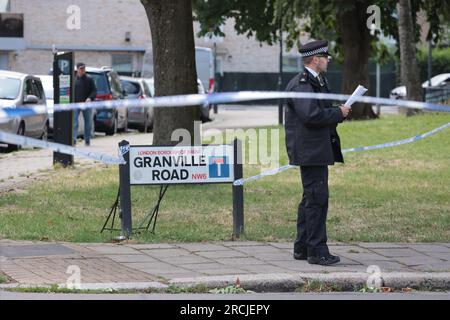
[345,85,368,108]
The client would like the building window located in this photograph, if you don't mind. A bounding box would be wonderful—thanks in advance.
[282,56,303,73]
[112,54,133,76]
[0,0,10,12]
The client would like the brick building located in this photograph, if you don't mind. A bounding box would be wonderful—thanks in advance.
[0,0,303,78]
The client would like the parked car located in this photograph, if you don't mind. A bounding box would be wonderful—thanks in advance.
[195,47,215,94]
[120,76,154,133]
[146,77,211,122]
[36,75,87,139]
[389,73,450,100]
[84,67,128,135]
[0,70,49,151]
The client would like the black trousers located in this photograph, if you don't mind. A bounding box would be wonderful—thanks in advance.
[294,165,330,257]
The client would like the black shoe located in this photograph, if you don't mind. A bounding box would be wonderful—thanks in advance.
[307,254,340,266]
[293,252,308,260]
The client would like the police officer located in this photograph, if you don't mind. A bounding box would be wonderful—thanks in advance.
[284,40,350,266]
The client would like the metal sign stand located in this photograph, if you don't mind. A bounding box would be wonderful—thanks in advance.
[101,139,244,240]
[136,184,169,233]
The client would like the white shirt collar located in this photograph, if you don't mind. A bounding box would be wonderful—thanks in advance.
[305,66,319,78]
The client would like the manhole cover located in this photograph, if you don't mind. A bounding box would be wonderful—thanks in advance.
[0,244,75,257]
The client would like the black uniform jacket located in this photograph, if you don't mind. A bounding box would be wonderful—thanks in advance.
[284,69,344,166]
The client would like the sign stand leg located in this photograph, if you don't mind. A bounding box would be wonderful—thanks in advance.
[137,184,169,233]
[232,138,244,239]
[118,140,132,239]
[100,187,120,233]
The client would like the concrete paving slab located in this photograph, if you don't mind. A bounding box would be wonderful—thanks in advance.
[106,254,159,263]
[358,243,407,249]
[86,245,139,255]
[126,243,177,250]
[0,244,74,257]
[179,263,230,271]
[140,248,192,258]
[395,256,445,267]
[175,243,229,252]
[213,257,265,266]
[196,250,248,259]
[406,244,450,253]
[156,255,213,265]
[370,248,422,258]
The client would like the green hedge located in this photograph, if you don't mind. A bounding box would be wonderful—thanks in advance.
[417,47,450,82]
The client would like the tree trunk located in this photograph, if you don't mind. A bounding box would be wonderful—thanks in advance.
[337,0,377,120]
[397,0,423,116]
[141,0,200,145]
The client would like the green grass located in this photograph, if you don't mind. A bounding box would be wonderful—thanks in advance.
[0,273,8,283]
[0,113,449,243]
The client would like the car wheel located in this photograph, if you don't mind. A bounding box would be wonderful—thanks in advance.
[122,114,128,133]
[106,117,118,136]
[147,114,153,133]
[7,122,25,152]
[138,117,147,133]
[142,113,150,133]
[40,121,49,141]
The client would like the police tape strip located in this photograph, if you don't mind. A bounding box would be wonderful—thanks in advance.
[0,131,125,165]
[232,121,450,186]
[1,91,449,122]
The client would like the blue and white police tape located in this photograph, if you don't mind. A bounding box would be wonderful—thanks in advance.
[1,91,449,122]
[1,90,449,167]
[0,130,125,165]
[232,121,450,186]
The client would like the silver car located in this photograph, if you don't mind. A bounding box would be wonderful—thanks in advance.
[0,70,49,151]
[120,76,154,133]
[146,77,211,122]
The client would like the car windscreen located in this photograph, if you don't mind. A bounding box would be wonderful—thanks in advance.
[0,77,21,100]
[88,72,110,94]
[121,80,141,95]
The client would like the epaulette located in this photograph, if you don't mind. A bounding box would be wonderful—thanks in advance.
[299,72,308,83]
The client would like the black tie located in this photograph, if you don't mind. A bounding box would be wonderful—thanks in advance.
[317,74,325,87]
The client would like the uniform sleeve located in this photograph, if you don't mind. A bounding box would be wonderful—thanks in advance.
[289,84,343,127]
[88,78,97,101]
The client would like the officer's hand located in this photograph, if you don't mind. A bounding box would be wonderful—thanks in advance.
[340,105,351,118]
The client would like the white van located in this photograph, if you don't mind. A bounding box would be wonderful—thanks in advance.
[195,47,215,93]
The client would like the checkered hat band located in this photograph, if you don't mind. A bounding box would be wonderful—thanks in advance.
[301,46,328,57]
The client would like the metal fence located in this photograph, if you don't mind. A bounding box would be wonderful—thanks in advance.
[425,86,450,104]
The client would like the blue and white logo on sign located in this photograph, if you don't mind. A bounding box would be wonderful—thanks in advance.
[209,156,230,178]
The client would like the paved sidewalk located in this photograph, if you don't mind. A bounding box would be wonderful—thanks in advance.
[1,240,449,291]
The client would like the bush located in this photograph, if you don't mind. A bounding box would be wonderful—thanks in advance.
[417,47,450,82]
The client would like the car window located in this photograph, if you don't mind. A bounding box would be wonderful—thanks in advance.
[88,72,110,95]
[121,80,141,95]
[31,79,44,100]
[23,79,33,97]
[108,71,123,97]
[0,77,21,100]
